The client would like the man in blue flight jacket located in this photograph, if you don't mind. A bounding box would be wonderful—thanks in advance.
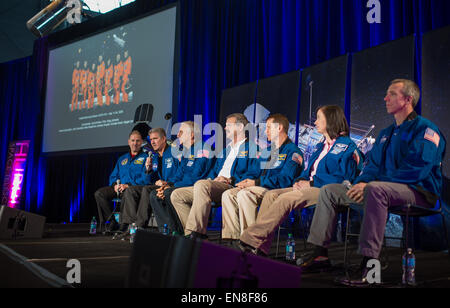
[94,130,154,232]
[305,79,446,286]
[170,113,261,239]
[149,121,215,234]
[221,114,303,243]
[114,128,179,238]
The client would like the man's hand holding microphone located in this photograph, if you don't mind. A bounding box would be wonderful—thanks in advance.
[114,179,129,195]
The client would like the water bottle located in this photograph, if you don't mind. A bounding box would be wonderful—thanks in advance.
[129,223,137,243]
[162,224,169,235]
[286,233,295,261]
[89,216,97,235]
[402,248,416,286]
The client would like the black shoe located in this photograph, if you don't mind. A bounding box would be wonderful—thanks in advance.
[118,223,129,232]
[112,229,130,241]
[228,239,241,249]
[335,268,377,287]
[188,231,208,240]
[112,224,130,240]
[298,254,332,273]
[335,259,382,288]
[102,219,119,234]
[236,241,268,257]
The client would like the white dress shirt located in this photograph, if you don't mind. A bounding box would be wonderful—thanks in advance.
[218,138,246,179]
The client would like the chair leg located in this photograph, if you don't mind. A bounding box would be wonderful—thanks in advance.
[404,204,411,252]
[299,212,307,251]
[441,213,450,257]
[343,207,351,269]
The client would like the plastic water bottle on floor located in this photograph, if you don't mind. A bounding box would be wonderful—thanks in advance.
[89,217,97,235]
[162,224,169,235]
[129,223,137,243]
[286,233,295,261]
[402,248,416,286]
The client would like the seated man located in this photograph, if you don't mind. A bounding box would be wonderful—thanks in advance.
[239,105,362,256]
[149,121,215,234]
[170,113,260,239]
[221,113,303,243]
[115,128,179,238]
[94,130,154,232]
[304,79,445,286]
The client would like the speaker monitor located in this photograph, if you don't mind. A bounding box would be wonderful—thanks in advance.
[0,206,46,240]
[127,230,302,288]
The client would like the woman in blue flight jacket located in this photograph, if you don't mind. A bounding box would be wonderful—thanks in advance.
[240,105,362,256]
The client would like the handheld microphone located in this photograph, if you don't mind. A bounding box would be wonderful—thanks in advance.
[146,151,154,174]
[116,179,121,197]
[142,144,157,174]
[342,180,352,190]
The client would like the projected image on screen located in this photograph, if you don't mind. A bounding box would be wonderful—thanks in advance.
[43,6,177,153]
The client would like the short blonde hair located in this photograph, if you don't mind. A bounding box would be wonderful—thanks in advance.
[391,79,421,108]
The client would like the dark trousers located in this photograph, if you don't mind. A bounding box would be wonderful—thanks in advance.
[121,185,159,227]
[94,186,119,225]
[149,187,184,234]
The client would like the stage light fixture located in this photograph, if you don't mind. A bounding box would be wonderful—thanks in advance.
[26,0,82,38]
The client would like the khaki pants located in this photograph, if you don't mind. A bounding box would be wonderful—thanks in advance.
[170,179,232,235]
[240,187,320,255]
[221,186,269,239]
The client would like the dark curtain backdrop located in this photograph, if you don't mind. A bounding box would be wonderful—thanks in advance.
[1,0,450,222]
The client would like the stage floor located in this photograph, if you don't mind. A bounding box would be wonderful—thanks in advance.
[1,223,449,288]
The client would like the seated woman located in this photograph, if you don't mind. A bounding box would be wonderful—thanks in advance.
[238,105,362,256]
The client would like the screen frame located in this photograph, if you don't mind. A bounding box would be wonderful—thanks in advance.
[40,2,181,157]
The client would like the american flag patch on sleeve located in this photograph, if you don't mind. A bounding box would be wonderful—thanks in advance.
[292,152,303,165]
[424,128,440,148]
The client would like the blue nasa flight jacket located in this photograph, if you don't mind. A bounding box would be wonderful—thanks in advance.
[147,144,180,183]
[169,142,216,188]
[355,112,446,205]
[255,139,303,189]
[296,136,362,188]
[207,140,261,185]
[109,151,156,186]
